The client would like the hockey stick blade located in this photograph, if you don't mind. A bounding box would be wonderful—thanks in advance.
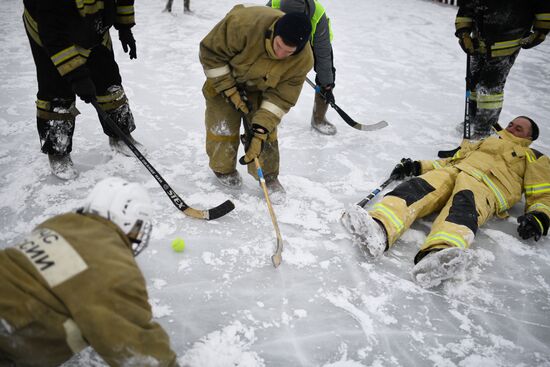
[183,200,235,220]
[271,237,283,268]
[331,102,388,131]
[92,101,235,221]
[356,119,388,131]
[305,77,388,132]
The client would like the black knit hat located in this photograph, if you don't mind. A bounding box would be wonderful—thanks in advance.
[274,12,311,52]
[519,115,539,140]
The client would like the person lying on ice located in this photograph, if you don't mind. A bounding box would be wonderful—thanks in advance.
[342,116,550,288]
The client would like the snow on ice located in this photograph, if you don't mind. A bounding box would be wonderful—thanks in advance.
[1,0,550,366]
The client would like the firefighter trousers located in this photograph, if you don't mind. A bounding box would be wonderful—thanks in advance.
[26,30,135,155]
[204,92,279,180]
[368,168,497,263]
[469,51,519,137]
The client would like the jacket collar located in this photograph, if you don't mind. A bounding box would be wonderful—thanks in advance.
[497,129,532,147]
[264,21,279,60]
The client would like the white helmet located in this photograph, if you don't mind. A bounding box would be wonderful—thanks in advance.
[81,177,153,256]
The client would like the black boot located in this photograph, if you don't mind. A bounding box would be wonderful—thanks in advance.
[48,153,78,180]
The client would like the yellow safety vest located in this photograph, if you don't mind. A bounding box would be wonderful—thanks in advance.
[271,0,333,42]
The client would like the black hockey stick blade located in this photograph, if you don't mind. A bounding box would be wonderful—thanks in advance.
[91,101,235,221]
[184,200,236,220]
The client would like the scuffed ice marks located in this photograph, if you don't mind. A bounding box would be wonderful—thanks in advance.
[2,0,550,365]
[150,298,174,319]
[424,332,525,367]
[178,321,264,367]
[323,286,397,348]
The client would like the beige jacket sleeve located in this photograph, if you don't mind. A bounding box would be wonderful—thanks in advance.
[523,152,550,220]
[199,10,245,94]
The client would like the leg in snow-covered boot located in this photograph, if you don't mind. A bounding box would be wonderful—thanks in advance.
[341,205,388,258]
[36,99,79,180]
[265,174,286,205]
[48,153,78,180]
[97,86,145,157]
[109,134,144,157]
[311,93,337,135]
[411,247,471,288]
[214,170,242,188]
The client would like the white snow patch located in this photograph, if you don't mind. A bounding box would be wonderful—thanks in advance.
[178,321,264,367]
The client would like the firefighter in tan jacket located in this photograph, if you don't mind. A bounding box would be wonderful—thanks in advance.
[342,116,550,288]
[0,178,179,367]
[200,5,314,200]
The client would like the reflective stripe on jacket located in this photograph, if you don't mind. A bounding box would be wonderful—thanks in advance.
[200,4,314,132]
[22,0,135,77]
[419,130,550,219]
[456,0,550,57]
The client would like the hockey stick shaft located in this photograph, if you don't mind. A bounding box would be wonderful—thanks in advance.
[242,114,284,267]
[92,101,234,220]
[356,176,396,208]
[463,54,472,140]
[255,158,284,268]
[305,77,388,131]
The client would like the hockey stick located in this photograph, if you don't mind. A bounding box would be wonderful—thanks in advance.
[461,56,506,134]
[242,115,284,267]
[92,101,235,220]
[437,55,472,158]
[255,157,284,267]
[340,175,396,226]
[463,53,472,140]
[356,175,396,208]
[305,77,388,131]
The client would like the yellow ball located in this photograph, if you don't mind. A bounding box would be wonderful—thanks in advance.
[171,237,185,252]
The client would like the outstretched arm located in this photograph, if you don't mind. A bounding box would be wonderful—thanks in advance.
[519,152,550,241]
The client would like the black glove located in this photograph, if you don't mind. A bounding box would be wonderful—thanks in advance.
[457,31,475,54]
[390,158,421,180]
[517,211,549,241]
[321,84,335,104]
[239,124,268,165]
[521,31,547,49]
[71,76,96,103]
[119,28,137,59]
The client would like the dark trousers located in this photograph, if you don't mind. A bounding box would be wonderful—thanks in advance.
[26,31,133,155]
[469,51,519,137]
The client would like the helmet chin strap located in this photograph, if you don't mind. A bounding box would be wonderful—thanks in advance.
[128,219,152,257]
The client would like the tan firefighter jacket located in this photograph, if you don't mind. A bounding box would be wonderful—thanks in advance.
[0,213,178,367]
[418,130,550,219]
[199,4,314,133]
